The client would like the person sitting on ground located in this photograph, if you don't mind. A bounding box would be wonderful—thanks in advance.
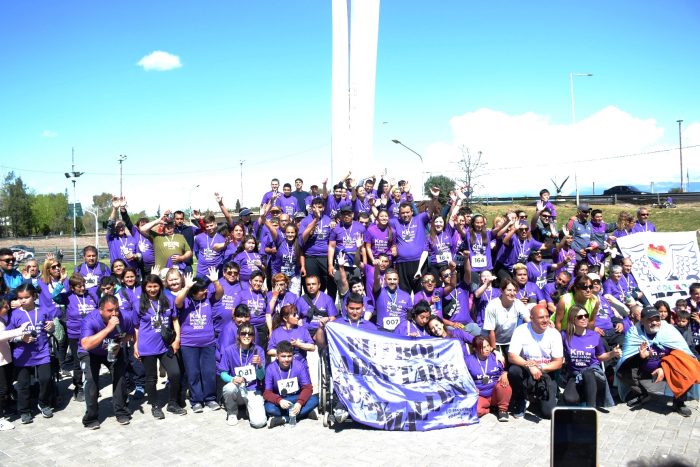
[393,300,432,338]
[561,305,620,409]
[507,305,563,419]
[263,340,319,428]
[465,335,511,422]
[482,278,530,358]
[615,305,700,417]
[219,323,266,428]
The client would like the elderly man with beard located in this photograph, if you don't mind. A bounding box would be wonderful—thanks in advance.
[616,306,700,417]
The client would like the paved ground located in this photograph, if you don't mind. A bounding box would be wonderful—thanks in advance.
[0,369,698,467]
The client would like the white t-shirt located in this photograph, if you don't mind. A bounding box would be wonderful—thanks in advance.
[482,298,530,346]
[509,323,563,364]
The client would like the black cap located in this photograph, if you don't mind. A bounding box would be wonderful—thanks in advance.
[339,205,353,214]
[641,306,660,320]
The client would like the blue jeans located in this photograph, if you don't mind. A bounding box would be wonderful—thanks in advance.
[180,345,217,404]
[264,393,319,421]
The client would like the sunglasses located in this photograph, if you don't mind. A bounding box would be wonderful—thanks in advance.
[50,264,61,269]
[0,258,15,264]
[224,270,239,275]
[578,285,593,291]
[639,213,649,217]
[240,332,254,337]
[540,214,551,218]
[422,279,436,284]
[575,314,588,320]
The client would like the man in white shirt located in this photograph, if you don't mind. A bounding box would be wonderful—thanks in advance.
[507,305,563,419]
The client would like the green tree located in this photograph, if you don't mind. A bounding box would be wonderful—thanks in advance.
[31,193,69,235]
[456,145,487,206]
[423,175,455,205]
[0,172,34,237]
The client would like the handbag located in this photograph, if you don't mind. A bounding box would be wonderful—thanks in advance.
[156,312,176,346]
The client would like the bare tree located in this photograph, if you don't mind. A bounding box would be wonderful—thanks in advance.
[456,146,487,205]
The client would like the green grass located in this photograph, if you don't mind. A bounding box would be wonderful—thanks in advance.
[468,202,700,233]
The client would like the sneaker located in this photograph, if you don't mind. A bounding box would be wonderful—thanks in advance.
[192,403,204,413]
[61,369,72,378]
[0,418,15,431]
[626,393,651,408]
[84,420,100,430]
[307,410,318,421]
[20,413,33,425]
[674,401,692,418]
[151,407,165,420]
[205,401,221,411]
[74,390,85,403]
[167,404,187,416]
[38,404,53,419]
[497,410,509,422]
[333,408,348,424]
[226,413,239,426]
[133,387,145,400]
[116,416,131,425]
[267,416,286,429]
[511,399,529,418]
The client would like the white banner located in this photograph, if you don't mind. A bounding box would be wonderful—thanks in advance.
[616,231,700,302]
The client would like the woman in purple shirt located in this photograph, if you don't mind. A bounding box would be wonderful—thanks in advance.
[232,235,264,286]
[561,305,620,408]
[266,273,299,334]
[133,274,186,418]
[7,283,56,423]
[425,216,457,280]
[426,315,474,356]
[175,269,223,413]
[465,214,494,284]
[263,217,302,296]
[268,304,315,366]
[464,336,510,421]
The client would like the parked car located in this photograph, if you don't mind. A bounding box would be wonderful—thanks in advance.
[9,245,36,263]
[603,185,648,196]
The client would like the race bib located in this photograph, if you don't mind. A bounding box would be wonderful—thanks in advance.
[383,316,400,331]
[436,251,452,263]
[85,274,98,288]
[281,265,295,276]
[235,365,256,383]
[471,254,487,268]
[277,377,299,395]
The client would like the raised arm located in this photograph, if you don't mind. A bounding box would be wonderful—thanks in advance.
[215,192,234,227]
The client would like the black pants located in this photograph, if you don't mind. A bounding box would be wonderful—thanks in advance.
[395,260,423,294]
[304,255,337,300]
[507,365,558,419]
[0,363,13,416]
[142,352,181,407]
[563,369,606,407]
[15,363,53,414]
[68,338,83,391]
[80,351,129,425]
[125,344,145,391]
[57,321,71,370]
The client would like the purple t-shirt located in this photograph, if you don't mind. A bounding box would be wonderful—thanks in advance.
[194,232,225,277]
[374,287,413,330]
[334,316,377,331]
[363,224,395,258]
[465,229,494,272]
[7,306,53,367]
[389,212,430,263]
[472,287,500,327]
[299,215,332,256]
[353,197,371,218]
[465,353,504,398]
[324,196,352,219]
[562,330,606,373]
[295,292,338,332]
[268,325,314,363]
[639,332,671,373]
[37,277,63,320]
[133,227,155,266]
[443,283,473,324]
[232,289,268,327]
[264,359,312,396]
[233,251,263,283]
[414,287,444,318]
[516,282,544,304]
[271,236,299,277]
[500,236,543,271]
[135,300,177,356]
[218,344,265,390]
[106,230,139,269]
[276,195,300,216]
[73,262,111,291]
[602,278,626,302]
[427,227,456,265]
[393,320,429,337]
[595,294,615,331]
[64,292,98,339]
[329,221,365,257]
[267,291,299,319]
[631,221,656,233]
[212,279,244,334]
[78,308,134,357]
[178,296,217,347]
[526,261,549,289]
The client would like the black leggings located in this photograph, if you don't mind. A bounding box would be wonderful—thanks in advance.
[68,338,83,390]
[142,352,181,407]
[563,369,606,407]
[0,363,13,416]
[15,364,53,414]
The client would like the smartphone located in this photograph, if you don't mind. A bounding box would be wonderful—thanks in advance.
[551,407,597,467]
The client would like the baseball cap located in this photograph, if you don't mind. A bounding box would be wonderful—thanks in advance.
[641,306,660,320]
[577,203,591,212]
[587,273,601,282]
[239,208,252,217]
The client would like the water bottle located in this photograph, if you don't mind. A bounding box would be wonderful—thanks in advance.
[288,413,297,427]
[107,342,118,362]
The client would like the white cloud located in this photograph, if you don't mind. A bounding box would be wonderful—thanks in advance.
[423,106,698,196]
[41,130,58,138]
[137,51,182,71]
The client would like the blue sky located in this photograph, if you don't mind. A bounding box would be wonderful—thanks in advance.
[1,1,699,213]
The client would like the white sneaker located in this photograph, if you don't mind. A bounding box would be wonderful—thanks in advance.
[0,418,15,431]
[226,414,239,426]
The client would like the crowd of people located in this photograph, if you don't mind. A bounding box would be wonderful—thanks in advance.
[0,175,698,431]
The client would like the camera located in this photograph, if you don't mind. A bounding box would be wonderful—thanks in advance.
[24,329,38,338]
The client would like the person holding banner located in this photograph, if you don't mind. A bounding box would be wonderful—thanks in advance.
[219,323,266,428]
[373,267,413,332]
[263,340,318,428]
[507,305,563,419]
[426,315,473,356]
[394,301,432,337]
[335,293,377,331]
[465,336,510,421]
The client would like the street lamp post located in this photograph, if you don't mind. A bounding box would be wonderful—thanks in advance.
[569,72,593,206]
[118,155,127,198]
[391,139,425,198]
[240,160,246,207]
[677,120,684,192]
[65,148,84,263]
[188,184,200,217]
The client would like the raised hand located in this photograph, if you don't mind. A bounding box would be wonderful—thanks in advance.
[206,267,218,283]
[214,192,223,203]
[183,272,195,289]
[112,196,121,208]
[151,265,162,277]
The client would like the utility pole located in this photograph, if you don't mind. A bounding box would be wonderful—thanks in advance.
[118,155,127,197]
[240,160,245,207]
[677,120,683,192]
